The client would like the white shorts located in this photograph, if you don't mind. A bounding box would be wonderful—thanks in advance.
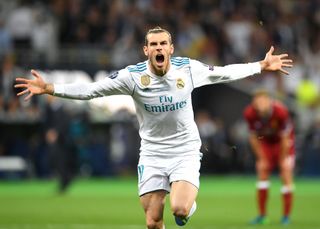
[137,154,202,196]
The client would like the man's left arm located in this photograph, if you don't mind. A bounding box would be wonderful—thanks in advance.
[278,105,293,161]
[259,46,293,75]
[191,46,293,88]
[279,132,291,160]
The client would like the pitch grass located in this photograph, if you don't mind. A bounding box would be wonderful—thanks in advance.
[0,176,319,229]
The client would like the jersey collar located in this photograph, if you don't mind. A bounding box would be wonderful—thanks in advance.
[146,60,172,79]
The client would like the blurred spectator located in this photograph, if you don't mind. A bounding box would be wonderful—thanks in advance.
[299,38,320,89]
[31,5,58,64]
[0,54,40,122]
[44,95,77,193]
[111,30,141,68]
[302,114,320,176]
[176,12,206,58]
[229,118,254,172]
[294,75,319,139]
[195,111,231,173]
[196,110,218,153]
[0,19,13,58]
[6,0,35,50]
[224,8,253,61]
[295,75,318,108]
[250,24,271,61]
[0,54,22,118]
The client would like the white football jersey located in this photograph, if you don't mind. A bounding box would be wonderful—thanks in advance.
[54,57,261,157]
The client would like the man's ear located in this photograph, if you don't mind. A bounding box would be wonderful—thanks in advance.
[143,46,148,57]
[170,44,174,55]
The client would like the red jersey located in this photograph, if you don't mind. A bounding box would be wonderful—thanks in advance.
[243,101,294,143]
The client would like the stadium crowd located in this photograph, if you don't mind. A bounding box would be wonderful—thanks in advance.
[0,0,320,179]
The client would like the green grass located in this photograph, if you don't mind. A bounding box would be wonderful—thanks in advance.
[0,176,319,229]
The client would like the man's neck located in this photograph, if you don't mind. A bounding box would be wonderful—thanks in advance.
[149,62,170,77]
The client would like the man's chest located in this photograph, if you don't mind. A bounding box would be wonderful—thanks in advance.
[252,116,282,136]
[133,71,193,113]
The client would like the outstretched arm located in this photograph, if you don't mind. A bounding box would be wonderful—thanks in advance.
[15,70,54,100]
[259,46,293,75]
[15,69,134,101]
[191,46,293,88]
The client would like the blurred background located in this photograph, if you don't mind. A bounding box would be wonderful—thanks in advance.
[0,0,320,186]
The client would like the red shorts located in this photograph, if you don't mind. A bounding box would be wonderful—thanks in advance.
[260,140,295,171]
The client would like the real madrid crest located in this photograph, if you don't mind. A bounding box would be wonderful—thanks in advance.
[176,78,185,89]
[141,75,150,87]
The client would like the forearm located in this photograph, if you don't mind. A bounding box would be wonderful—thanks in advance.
[249,134,263,158]
[212,62,261,83]
[279,135,290,158]
[53,82,104,100]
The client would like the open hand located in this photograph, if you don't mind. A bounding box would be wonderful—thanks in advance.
[260,46,293,75]
[15,70,53,101]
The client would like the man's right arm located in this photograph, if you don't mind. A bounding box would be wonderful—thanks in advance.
[249,132,264,159]
[15,69,134,101]
[243,108,265,160]
[45,84,54,95]
[15,69,54,100]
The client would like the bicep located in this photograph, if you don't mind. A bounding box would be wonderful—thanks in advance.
[54,70,134,99]
[191,60,261,88]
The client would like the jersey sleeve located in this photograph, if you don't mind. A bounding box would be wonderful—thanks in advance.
[53,69,134,100]
[190,59,261,88]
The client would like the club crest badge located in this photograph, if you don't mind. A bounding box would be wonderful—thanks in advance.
[176,78,185,89]
[141,75,150,87]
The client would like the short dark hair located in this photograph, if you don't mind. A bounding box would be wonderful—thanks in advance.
[144,26,172,46]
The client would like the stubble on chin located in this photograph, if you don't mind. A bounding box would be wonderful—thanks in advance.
[161,68,166,76]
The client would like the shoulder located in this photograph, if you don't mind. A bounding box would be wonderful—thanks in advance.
[272,101,289,118]
[171,57,190,67]
[126,61,147,73]
[188,58,215,71]
[273,100,288,110]
[243,105,255,119]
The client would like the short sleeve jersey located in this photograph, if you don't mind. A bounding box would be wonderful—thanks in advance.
[54,57,261,156]
[243,101,294,143]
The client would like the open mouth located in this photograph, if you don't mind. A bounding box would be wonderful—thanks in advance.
[155,54,165,64]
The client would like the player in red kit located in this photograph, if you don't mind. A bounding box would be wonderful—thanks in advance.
[243,90,295,225]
